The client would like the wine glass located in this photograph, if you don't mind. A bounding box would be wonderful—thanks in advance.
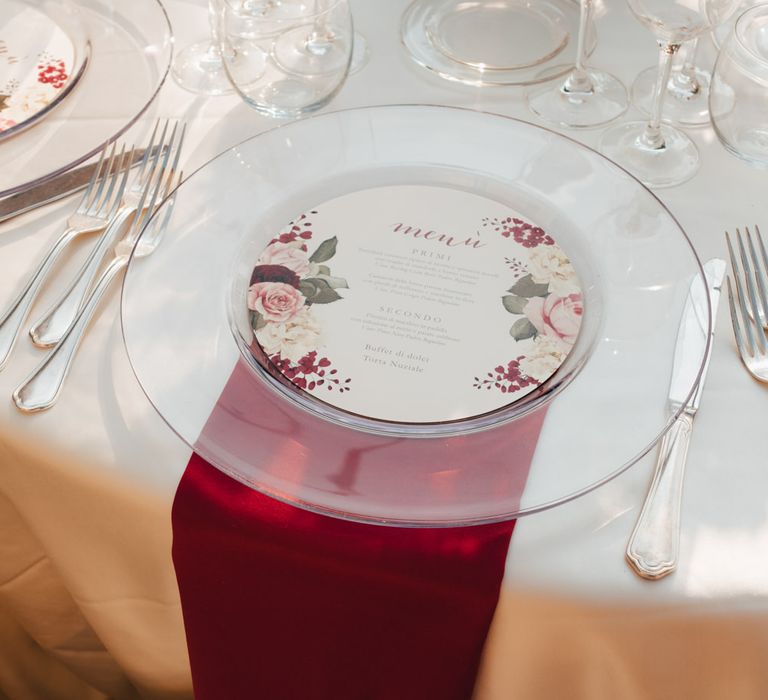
[631,37,715,127]
[527,0,628,128]
[272,0,354,77]
[599,0,740,188]
[234,0,368,74]
[710,4,768,167]
[221,0,352,118]
[172,0,236,95]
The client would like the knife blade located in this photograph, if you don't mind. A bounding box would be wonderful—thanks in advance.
[0,147,149,224]
[626,258,726,580]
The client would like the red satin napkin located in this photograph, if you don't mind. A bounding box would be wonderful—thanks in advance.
[172,360,546,699]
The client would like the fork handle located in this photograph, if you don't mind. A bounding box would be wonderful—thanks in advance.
[626,412,693,580]
[29,206,133,348]
[0,228,79,371]
[13,257,126,413]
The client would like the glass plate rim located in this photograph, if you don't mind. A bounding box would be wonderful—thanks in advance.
[120,103,711,526]
[0,0,174,198]
[0,0,92,143]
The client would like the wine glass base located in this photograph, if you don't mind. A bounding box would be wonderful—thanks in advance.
[172,40,234,96]
[272,25,350,77]
[599,121,699,188]
[632,64,712,127]
[527,67,628,128]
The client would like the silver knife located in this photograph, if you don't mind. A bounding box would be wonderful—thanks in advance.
[626,258,726,580]
[0,148,149,224]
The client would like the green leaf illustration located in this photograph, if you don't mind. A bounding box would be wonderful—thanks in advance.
[315,274,349,290]
[510,318,537,341]
[317,264,331,276]
[299,277,343,304]
[502,294,529,314]
[309,236,338,263]
[250,311,267,331]
[509,274,549,298]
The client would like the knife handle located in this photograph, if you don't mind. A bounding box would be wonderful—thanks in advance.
[0,228,77,371]
[626,412,693,580]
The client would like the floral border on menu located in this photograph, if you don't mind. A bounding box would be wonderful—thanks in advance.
[248,213,352,393]
[1,34,72,133]
[473,217,583,394]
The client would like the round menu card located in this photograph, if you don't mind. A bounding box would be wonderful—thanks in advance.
[0,0,77,135]
[247,185,583,424]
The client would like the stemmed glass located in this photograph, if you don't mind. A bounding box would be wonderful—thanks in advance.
[527,0,628,128]
[599,0,740,187]
[272,0,364,76]
[272,0,350,75]
[631,38,713,126]
[172,0,235,95]
[221,0,352,118]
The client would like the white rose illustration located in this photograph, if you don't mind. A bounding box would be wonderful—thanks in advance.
[257,241,311,276]
[256,307,323,362]
[528,247,580,297]
[518,335,565,383]
[7,86,58,115]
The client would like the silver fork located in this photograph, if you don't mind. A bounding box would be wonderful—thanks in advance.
[726,225,768,382]
[12,132,185,413]
[29,120,178,348]
[0,143,132,371]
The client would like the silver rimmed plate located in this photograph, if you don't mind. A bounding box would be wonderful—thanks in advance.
[0,0,89,143]
[121,106,708,526]
[0,0,172,197]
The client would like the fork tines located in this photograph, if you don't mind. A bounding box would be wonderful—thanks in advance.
[726,225,768,379]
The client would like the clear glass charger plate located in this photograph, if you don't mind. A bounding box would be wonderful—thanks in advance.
[400,0,596,86]
[0,0,172,197]
[121,105,708,526]
[0,0,89,143]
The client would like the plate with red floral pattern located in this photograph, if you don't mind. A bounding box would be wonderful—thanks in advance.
[121,105,709,524]
[0,0,89,142]
[246,186,584,424]
[0,0,172,197]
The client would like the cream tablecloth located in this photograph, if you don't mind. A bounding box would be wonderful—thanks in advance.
[1,1,767,698]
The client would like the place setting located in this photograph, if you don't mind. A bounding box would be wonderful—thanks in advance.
[1,0,768,698]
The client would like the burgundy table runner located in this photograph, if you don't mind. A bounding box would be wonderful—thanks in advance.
[172,359,546,699]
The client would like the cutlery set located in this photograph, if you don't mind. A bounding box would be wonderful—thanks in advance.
[0,119,184,411]
[628,225,768,580]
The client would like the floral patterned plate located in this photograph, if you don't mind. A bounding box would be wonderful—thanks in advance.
[0,0,89,142]
[0,0,172,197]
[121,106,708,524]
[246,188,584,424]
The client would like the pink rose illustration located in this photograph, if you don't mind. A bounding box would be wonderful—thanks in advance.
[524,293,583,350]
[257,241,311,276]
[248,282,305,323]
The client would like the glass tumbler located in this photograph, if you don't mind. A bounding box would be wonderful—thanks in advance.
[710,3,768,167]
[220,0,353,119]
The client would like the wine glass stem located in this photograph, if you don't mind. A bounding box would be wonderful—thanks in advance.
[641,42,680,150]
[307,0,334,46]
[207,0,223,55]
[563,0,593,94]
[673,38,701,94]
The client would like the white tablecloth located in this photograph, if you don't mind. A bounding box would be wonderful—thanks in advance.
[1,1,768,698]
